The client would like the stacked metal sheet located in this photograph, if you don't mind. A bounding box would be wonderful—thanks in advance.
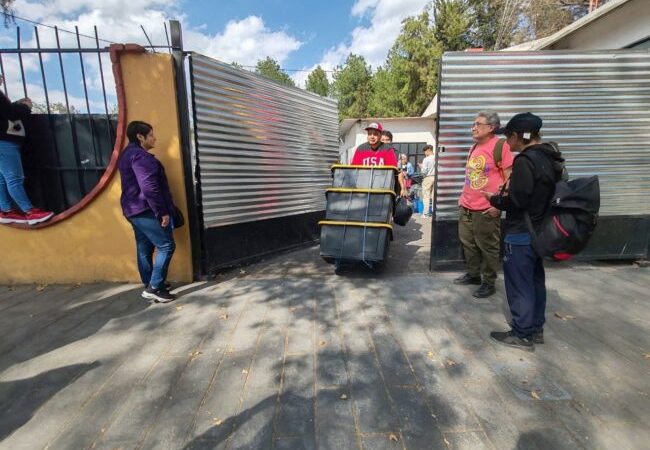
[319,165,398,270]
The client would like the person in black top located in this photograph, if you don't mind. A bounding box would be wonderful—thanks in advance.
[482,113,565,351]
[0,75,54,225]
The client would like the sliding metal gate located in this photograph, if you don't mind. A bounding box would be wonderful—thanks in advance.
[189,53,339,273]
[432,50,650,269]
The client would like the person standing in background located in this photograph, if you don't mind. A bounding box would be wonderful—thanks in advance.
[0,75,54,225]
[418,145,435,218]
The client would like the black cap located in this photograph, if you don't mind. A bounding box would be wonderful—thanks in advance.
[495,112,542,136]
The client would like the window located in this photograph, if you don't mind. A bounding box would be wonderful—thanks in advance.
[392,142,429,169]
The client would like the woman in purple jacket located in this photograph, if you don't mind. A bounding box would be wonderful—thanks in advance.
[119,121,177,303]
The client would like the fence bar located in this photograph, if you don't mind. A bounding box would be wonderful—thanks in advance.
[55,26,87,197]
[95,26,114,154]
[35,26,68,210]
[16,27,28,98]
[76,26,101,169]
[0,53,8,96]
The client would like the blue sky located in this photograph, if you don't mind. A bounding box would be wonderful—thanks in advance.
[0,0,432,108]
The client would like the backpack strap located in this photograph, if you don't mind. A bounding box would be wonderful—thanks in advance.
[493,138,506,182]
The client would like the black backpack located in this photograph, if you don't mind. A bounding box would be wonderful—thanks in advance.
[523,148,600,261]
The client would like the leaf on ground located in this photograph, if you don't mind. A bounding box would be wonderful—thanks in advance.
[242,369,249,374]
[175,305,184,311]
[319,340,327,347]
[531,390,541,400]
[239,269,247,275]
[554,312,576,321]
[388,433,399,442]
[445,359,458,367]
[427,351,434,359]
[443,437,450,446]
[8,286,15,291]
[219,314,228,320]
[68,282,82,290]
[36,284,47,292]
[643,353,650,359]
[340,393,348,400]
[212,417,223,426]
[189,350,202,360]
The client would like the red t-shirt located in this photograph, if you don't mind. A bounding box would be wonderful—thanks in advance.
[351,143,398,166]
[459,136,514,211]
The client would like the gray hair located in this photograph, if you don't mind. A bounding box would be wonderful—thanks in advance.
[399,153,407,159]
[476,111,501,129]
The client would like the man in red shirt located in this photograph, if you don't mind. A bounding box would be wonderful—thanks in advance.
[454,111,514,298]
[352,122,407,195]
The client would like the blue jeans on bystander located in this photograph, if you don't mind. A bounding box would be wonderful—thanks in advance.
[503,241,546,339]
[0,140,34,212]
[127,211,176,289]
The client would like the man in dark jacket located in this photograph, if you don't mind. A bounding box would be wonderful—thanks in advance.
[483,113,565,351]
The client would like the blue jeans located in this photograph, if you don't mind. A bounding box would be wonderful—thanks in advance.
[0,140,33,212]
[503,242,546,338]
[127,211,176,289]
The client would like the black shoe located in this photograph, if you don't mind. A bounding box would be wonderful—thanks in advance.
[472,283,496,298]
[453,274,482,285]
[141,286,176,303]
[490,330,534,352]
[533,329,544,344]
[143,281,172,290]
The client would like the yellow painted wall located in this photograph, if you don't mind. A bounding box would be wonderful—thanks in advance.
[0,52,193,284]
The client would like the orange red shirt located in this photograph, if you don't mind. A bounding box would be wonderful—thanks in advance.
[459,136,514,211]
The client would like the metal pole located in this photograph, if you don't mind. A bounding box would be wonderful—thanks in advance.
[95,26,115,157]
[16,27,28,98]
[76,26,101,172]
[55,26,87,197]
[170,19,204,280]
[35,26,68,210]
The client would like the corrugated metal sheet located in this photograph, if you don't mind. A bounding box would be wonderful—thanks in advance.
[189,53,339,227]
[435,50,650,219]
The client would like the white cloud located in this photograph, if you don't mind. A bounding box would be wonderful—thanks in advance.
[10,1,302,65]
[292,0,430,87]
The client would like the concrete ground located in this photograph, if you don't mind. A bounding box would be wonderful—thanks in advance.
[1,216,649,450]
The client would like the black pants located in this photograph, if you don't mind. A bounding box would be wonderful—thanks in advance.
[503,243,546,338]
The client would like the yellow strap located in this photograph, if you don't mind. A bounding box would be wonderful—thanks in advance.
[326,188,396,197]
[318,220,393,231]
[331,164,398,172]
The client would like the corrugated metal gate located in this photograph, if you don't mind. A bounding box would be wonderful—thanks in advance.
[432,50,650,268]
[189,53,339,273]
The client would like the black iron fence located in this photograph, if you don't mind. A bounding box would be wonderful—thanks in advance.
[0,25,117,214]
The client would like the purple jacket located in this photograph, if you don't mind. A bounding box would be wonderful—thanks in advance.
[118,142,176,219]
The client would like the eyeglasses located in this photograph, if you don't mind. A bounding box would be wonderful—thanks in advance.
[471,122,491,128]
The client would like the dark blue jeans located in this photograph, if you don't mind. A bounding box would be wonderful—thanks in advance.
[503,243,546,338]
[127,211,175,289]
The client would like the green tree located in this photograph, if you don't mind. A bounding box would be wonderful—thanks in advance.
[305,66,329,97]
[372,10,441,117]
[331,54,372,119]
[432,0,472,51]
[230,61,243,69]
[254,57,295,87]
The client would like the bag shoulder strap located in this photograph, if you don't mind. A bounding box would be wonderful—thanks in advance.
[493,138,506,166]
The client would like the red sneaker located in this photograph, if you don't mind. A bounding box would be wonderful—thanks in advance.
[24,208,54,225]
[0,210,29,224]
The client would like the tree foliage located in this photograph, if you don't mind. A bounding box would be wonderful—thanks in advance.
[254,57,295,87]
[332,0,606,119]
[331,54,372,119]
[305,66,329,97]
